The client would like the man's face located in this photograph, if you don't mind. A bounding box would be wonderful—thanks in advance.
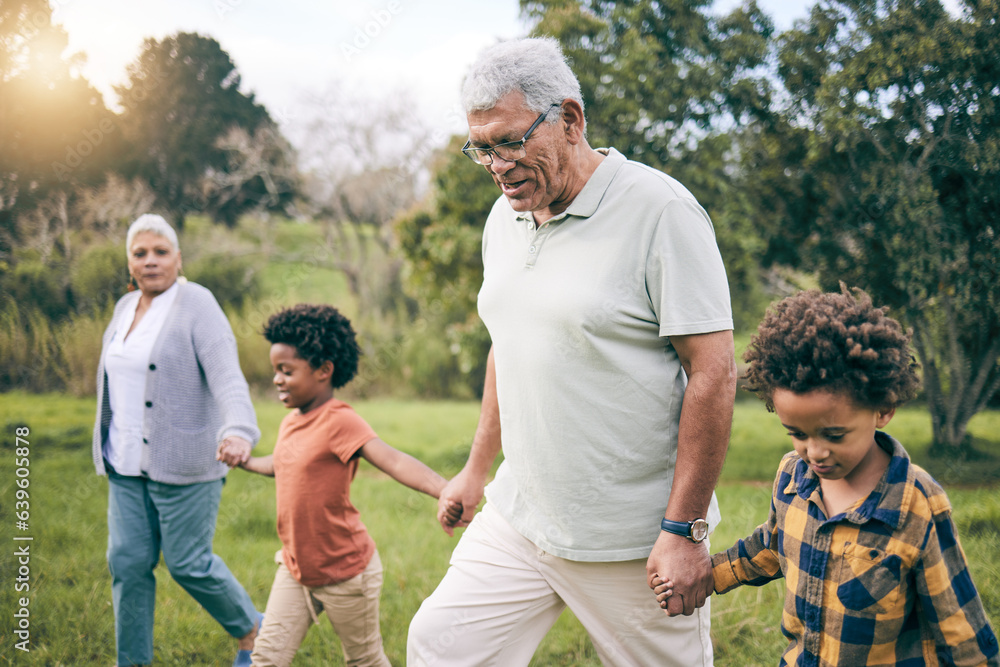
[466,92,569,215]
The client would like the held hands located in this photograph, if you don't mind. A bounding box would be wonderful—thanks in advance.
[216,436,253,468]
[436,468,486,536]
[651,575,675,610]
[440,499,463,531]
[646,531,715,616]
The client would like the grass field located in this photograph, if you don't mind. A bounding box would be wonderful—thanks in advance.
[1,393,997,666]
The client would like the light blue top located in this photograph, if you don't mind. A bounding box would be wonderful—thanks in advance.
[479,148,731,561]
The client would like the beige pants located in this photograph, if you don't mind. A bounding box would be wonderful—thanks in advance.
[408,503,713,667]
[251,549,391,667]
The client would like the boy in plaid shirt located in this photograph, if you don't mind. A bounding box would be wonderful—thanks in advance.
[655,287,998,666]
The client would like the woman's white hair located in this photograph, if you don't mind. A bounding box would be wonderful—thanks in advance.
[461,37,584,122]
[126,214,179,256]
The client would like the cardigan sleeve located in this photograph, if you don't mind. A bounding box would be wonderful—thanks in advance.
[188,285,261,447]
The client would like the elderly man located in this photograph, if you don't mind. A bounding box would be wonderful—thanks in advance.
[408,37,736,666]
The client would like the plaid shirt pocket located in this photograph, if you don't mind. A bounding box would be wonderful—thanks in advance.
[837,542,903,614]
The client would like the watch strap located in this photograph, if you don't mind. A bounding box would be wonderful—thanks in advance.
[660,518,692,537]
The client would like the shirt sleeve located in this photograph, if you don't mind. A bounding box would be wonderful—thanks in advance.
[646,197,733,337]
[711,462,786,594]
[325,408,379,464]
[916,497,1000,666]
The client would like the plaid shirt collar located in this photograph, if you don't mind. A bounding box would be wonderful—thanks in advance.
[784,431,914,530]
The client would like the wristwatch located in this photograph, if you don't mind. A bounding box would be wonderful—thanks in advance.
[660,517,710,543]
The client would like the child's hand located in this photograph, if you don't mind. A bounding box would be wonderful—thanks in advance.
[651,574,675,610]
[441,500,463,527]
[233,454,275,477]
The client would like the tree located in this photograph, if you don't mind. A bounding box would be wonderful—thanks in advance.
[292,83,432,312]
[206,124,298,227]
[1,0,117,260]
[522,0,775,165]
[745,0,1000,451]
[396,136,499,395]
[114,32,287,227]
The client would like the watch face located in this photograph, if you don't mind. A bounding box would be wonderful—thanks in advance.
[691,519,709,542]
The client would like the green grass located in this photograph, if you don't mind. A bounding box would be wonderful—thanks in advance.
[1,394,997,665]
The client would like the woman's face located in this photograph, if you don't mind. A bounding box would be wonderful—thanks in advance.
[128,231,181,297]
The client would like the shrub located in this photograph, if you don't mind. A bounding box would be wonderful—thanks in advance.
[55,305,113,397]
[69,242,129,313]
[186,254,261,310]
[0,304,62,391]
[1,259,72,321]
[228,298,280,395]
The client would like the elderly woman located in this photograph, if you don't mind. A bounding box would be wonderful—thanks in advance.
[92,214,262,667]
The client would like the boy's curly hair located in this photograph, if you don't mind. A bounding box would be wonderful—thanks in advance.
[262,304,361,390]
[743,285,920,412]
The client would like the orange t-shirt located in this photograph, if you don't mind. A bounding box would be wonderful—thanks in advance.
[272,398,378,587]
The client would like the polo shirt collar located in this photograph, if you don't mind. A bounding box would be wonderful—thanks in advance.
[514,147,627,224]
[785,431,912,529]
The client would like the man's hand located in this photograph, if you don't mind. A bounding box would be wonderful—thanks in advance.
[216,436,253,468]
[436,468,486,536]
[646,530,714,616]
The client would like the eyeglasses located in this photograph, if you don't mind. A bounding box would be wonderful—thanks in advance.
[462,103,561,165]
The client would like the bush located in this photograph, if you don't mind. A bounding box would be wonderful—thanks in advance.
[186,254,261,310]
[353,313,486,400]
[1,259,72,321]
[0,301,111,394]
[55,305,113,396]
[69,241,129,313]
[0,304,62,391]
[228,298,282,395]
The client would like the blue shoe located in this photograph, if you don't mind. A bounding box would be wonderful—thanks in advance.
[232,613,264,667]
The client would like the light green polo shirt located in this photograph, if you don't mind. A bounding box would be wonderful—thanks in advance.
[479,148,731,561]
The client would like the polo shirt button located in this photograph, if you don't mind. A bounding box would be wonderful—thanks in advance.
[143,438,148,444]
[145,401,152,408]
[149,364,156,371]
[529,245,536,253]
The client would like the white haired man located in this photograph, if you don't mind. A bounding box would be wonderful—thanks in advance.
[407,37,736,666]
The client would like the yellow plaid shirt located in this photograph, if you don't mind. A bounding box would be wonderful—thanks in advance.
[712,432,999,666]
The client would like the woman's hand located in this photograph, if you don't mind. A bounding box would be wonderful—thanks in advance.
[216,436,253,467]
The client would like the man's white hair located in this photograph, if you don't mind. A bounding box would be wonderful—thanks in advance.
[461,37,584,122]
[126,214,179,256]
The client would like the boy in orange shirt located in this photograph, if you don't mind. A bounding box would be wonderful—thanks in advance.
[231,304,460,667]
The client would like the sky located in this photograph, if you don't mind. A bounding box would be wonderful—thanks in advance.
[50,0,959,144]
[52,0,531,137]
[50,0,825,141]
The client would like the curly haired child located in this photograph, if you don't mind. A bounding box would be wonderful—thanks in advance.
[226,304,461,667]
[655,286,998,666]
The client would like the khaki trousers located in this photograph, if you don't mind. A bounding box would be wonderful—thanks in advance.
[251,549,391,667]
[408,503,713,667]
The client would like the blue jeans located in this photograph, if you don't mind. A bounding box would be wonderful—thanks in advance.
[106,469,257,666]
